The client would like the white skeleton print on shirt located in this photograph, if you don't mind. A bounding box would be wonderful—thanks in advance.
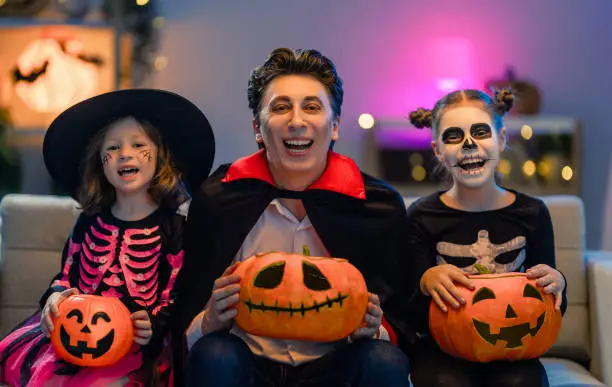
[436,230,526,274]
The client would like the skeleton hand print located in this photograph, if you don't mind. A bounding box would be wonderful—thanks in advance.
[436,230,526,275]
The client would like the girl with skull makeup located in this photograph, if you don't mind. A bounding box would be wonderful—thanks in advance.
[404,88,567,387]
[0,89,215,386]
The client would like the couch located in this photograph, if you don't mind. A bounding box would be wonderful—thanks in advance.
[0,193,611,386]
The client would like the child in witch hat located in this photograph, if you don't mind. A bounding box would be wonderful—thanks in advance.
[0,89,215,387]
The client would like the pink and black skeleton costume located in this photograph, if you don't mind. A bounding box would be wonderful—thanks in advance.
[0,207,185,387]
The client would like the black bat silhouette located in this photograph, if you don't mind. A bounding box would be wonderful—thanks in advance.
[13,60,49,83]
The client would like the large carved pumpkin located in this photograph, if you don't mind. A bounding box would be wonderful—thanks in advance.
[50,294,133,367]
[429,273,562,362]
[234,252,369,342]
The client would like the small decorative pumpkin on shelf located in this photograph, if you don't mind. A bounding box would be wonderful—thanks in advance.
[485,66,542,115]
[429,265,562,362]
[234,251,369,342]
[50,294,134,367]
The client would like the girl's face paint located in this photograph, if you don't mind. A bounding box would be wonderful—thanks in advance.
[100,118,158,195]
[433,106,505,188]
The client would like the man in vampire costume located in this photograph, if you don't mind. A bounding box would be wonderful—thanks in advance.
[173,48,414,387]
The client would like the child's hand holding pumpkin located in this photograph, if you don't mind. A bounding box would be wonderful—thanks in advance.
[349,293,383,341]
[526,264,566,311]
[41,288,79,337]
[201,262,241,334]
[131,310,153,345]
[420,264,476,312]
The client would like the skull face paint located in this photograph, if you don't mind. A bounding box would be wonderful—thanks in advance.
[436,230,526,274]
[435,106,504,188]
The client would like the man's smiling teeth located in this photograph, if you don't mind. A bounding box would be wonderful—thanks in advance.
[118,168,139,176]
[283,139,313,152]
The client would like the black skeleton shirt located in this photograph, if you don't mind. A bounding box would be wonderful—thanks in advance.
[404,189,568,334]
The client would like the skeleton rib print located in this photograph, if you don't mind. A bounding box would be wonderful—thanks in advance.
[70,216,162,307]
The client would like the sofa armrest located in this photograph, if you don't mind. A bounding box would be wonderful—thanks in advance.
[586,250,612,384]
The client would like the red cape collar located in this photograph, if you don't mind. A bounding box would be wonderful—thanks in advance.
[221,149,366,200]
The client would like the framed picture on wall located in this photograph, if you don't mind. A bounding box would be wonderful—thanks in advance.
[0,24,116,130]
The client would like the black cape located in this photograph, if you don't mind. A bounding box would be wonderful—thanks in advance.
[172,150,416,383]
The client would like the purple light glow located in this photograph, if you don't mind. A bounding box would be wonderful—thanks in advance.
[374,38,477,150]
[376,127,433,150]
[426,38,476,85]
[438,78,461,92]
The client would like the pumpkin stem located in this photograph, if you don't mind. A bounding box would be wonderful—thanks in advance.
[474,264,492,274]
[302,244,311,256]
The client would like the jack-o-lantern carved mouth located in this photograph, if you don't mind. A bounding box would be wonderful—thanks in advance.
[243,293,349,317]
[60,325,115,359]
[472,312,546,348]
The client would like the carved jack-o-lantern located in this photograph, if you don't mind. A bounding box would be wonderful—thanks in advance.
[50,295,133,367]
[234,252,369,342]
[429,273,562,362]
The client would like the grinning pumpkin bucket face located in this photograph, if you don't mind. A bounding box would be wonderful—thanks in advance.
[429,273,562,362]
[50,294,134,367]
[234,252,369,342]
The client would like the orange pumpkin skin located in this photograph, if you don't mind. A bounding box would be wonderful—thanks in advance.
[50,294,134,367]
[429,273,562,362]
[234,252,369,342]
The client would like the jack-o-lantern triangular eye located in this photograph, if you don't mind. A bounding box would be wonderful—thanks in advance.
[523,284,543,301]
[253,261,286,289]
[472,287,496,304]
[302,261,331,291]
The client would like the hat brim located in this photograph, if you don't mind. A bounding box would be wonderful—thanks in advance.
[43,89,215,199]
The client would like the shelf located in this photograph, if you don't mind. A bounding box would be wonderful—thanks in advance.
[0,17,112,28]
[362,114,582,197]
[373,114,578,134]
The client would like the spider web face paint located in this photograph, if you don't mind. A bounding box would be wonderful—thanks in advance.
[102,153,112,165]
[139,149,153,163]
[99,119,159,195]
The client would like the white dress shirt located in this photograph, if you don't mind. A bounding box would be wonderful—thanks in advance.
[186,199,387,365]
